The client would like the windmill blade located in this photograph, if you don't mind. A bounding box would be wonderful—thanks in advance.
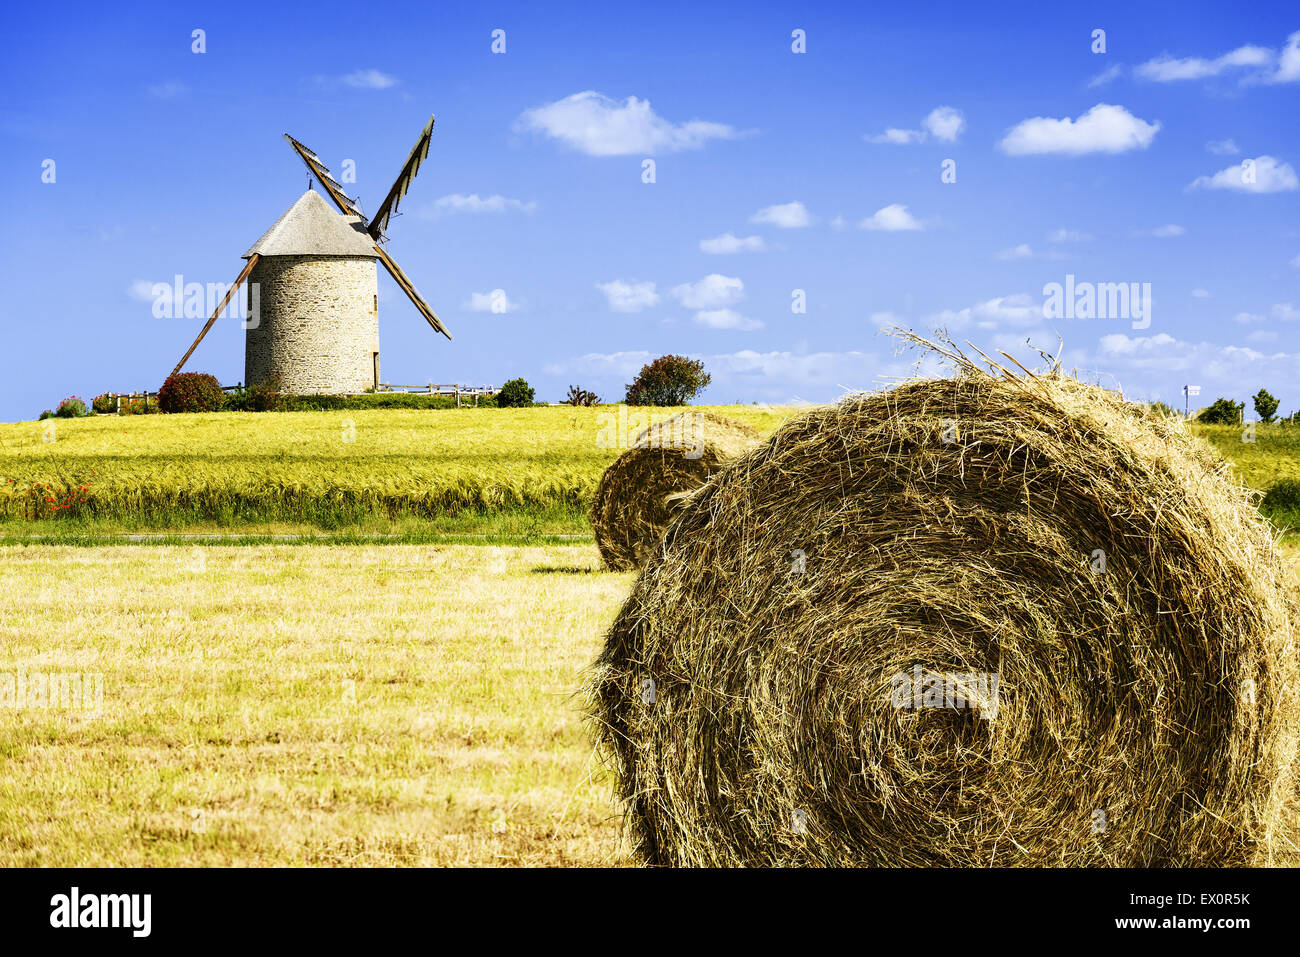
[282,133,366,220]
[170,255,260,378]
[367,115,435,240]
[373,244,452,340]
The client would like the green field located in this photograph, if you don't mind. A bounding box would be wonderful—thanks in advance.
[0,406,793,535]
[1,407,1297,539]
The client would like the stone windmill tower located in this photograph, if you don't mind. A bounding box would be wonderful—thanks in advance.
[170,116,451,393]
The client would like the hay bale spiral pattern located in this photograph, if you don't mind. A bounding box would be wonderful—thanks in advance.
[588,370,1298,866]
[590,412,760,571]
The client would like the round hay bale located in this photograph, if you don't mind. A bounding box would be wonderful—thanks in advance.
[590,412,760,571]
[587,359,1299,867]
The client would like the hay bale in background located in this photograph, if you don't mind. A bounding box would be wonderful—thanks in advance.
[588,348,1299,866]
[590,412,760,571]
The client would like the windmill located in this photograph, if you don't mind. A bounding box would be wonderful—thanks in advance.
[170,114,451,394]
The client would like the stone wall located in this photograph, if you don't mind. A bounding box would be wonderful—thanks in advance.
[244,255,379,394]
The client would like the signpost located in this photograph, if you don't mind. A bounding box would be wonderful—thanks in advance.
[1183,384,1201,419]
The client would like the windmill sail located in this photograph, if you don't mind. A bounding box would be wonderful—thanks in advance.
[170,254,260,377]
[282,133,366,220]
[367,115,435,240]
[373,244,452,340]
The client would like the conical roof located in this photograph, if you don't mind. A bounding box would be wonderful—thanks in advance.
[243,189,377,258]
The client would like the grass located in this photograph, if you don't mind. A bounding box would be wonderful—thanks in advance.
[0,543,634,866]
[3,540,1298,867]
[0,405,795,532]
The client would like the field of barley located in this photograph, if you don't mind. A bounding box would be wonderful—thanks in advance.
[3,539,1299,867]
[0,405,795,533]
[2,405,1300,866]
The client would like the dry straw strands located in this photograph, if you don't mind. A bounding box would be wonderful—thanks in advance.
[590,412,760,571]
[587,339,1299,867]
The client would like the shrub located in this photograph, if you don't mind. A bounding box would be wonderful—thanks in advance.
[1261,478,1300,515]
[38,409,54,420]
[1147,401,1178,418]
[1197,398,1243,425]
[497,377,535,408]
[55,396,90,418]
[92,393,117,415]
[625,355,711,406]
[118,396,160,415]
[158,372,225,413]
[1253,389,1279,424]
[564,385,601,407]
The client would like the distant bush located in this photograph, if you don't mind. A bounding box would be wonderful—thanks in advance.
[1197,398,1243,425]
[55,396,90,418]
[1261,478,1300,529]
[1147,400,1179,418]
[222,375,283,413]
[1253,389,1279,424]
[497,378,536,408]
[158,372,225,413]
[38,409,54,420]
[563,385,601,407]
[92,393,117,415]
[119,396,160,415]
[625,355,711,406]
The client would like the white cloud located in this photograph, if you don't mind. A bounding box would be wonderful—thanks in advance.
[596,279,659,313]
[694,308,763,331]
[428,193,536,216]
[1232,311,1266,323]
[860,204,923,231]
[127,279,161,302]
[1098,332,1179,355]
[515,91,739,156]
[1137,224,1186,237]
[466,289,517,313]
[867,128,925,145]
[1274,31,1300,83]
[1136,45,1272,82]
[830,215,847,231]
[997,243,1034,260]
[1274,302,1300,321]
[926,293,1041,331]
[699,232,766,254]
[672,274,744,309]
[1047,228,1093,243]
[341,69,397,89]
[1087,64,1125,88]
[923,106,966,142]
[1206,138,1240,155]
[866,106,965,145]
[973,294,1041,326]
[750,201,811,228]
[1189,156,1298,193]
[1247,330,1278,343]
[998,103,1160,155]
[1192,288,1212,298]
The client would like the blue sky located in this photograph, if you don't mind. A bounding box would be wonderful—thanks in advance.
[1,0,1297,421]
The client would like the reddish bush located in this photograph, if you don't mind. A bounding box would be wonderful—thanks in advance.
[157,372,225,413]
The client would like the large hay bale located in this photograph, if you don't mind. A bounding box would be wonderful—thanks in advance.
[588,358,1299,867]
[590,412,760,571]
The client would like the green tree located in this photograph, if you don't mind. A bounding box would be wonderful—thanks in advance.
[1253,388,1279,424]
[1197,397,1244,425]
[496,377,535,408]
[624,355,711,406]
